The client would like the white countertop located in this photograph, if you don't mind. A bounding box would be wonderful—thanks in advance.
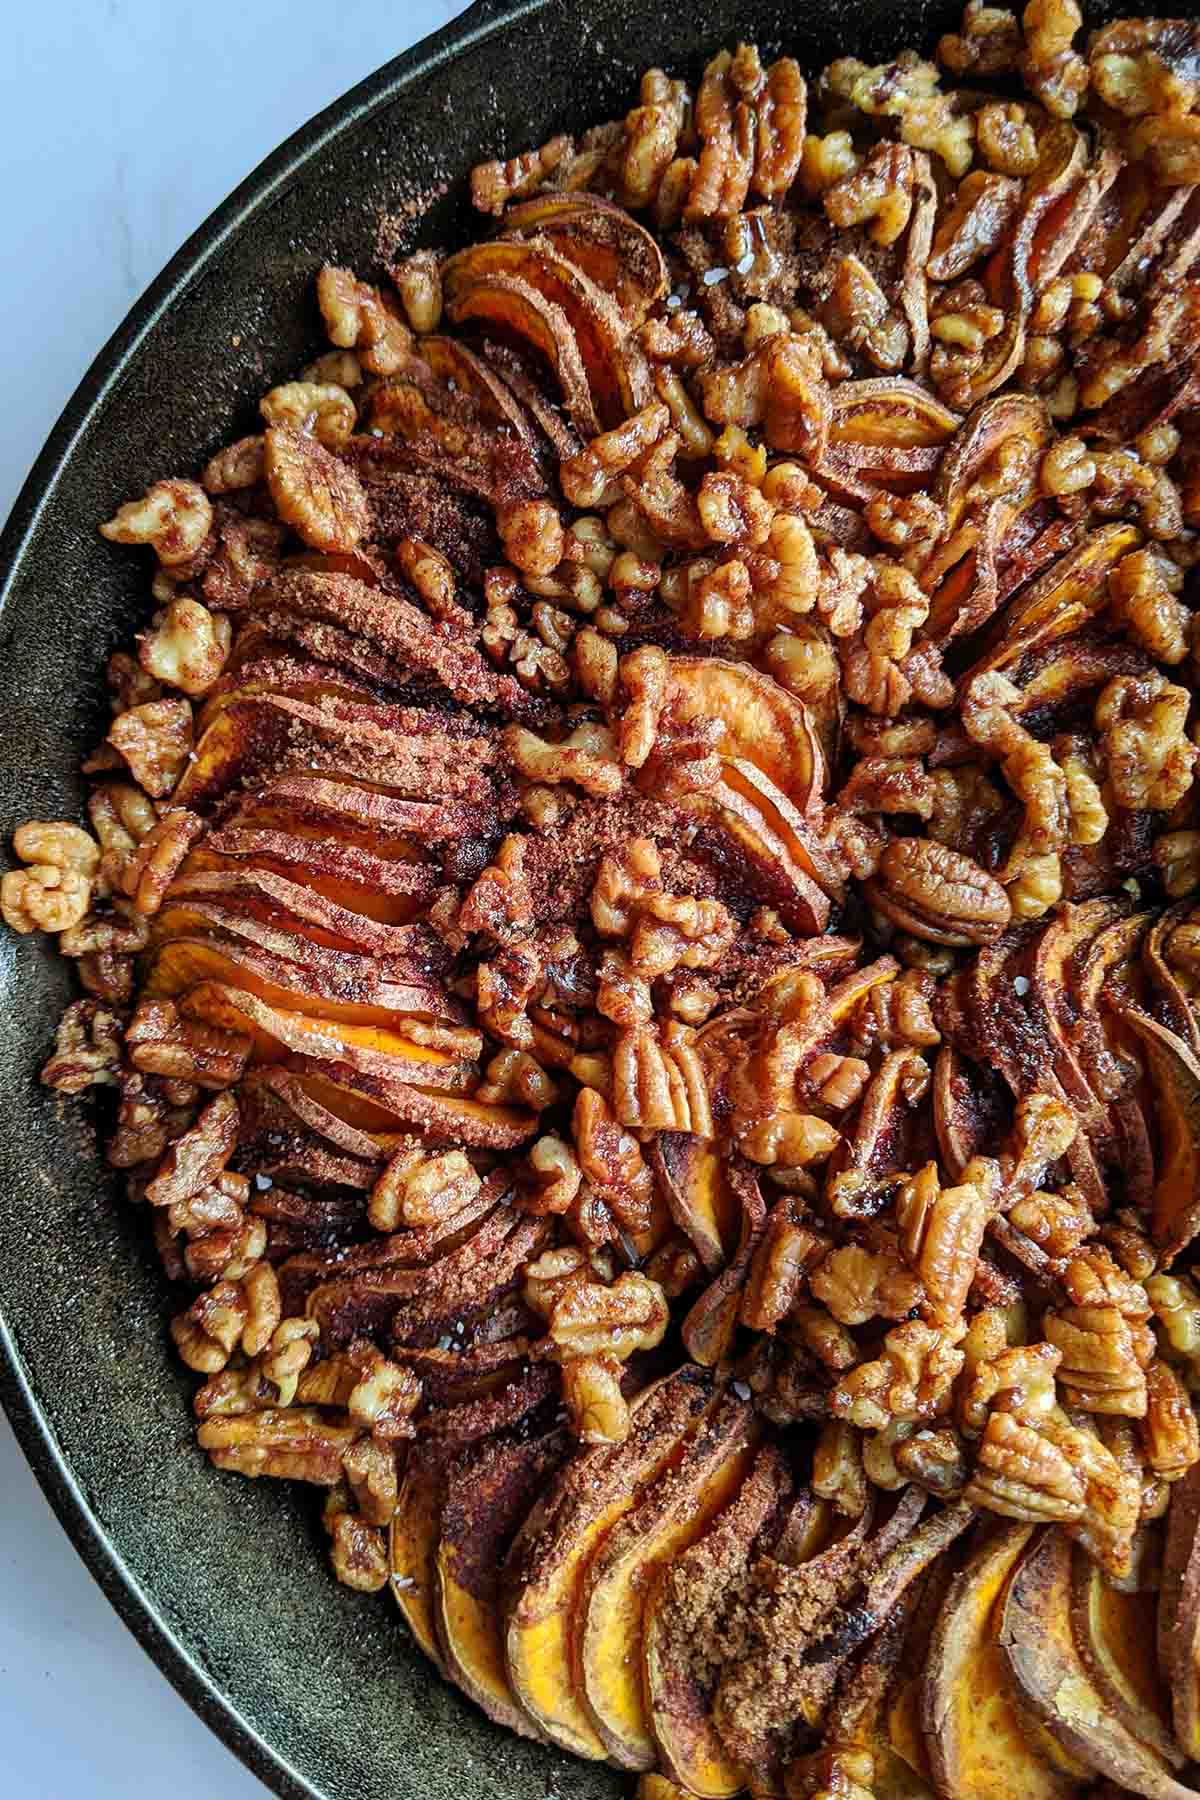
[1,4,466,1794]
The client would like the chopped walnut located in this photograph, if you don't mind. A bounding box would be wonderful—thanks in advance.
[503,723,622,797]
[126,998,250,1090]
[470,134,573,213]
[40,999,124,1093]
[896,1161,991,1325]
[107,698,193,799]
[2,821,98,934]
[812,1420,869,1516]
[831,1318,966,1429]
[1095,672,1198,812]
[1020,0,1088,117]
[939,1,1023,74]
[316,264,411,375]
[139,598,231,698]
[561,1353,630,1445]
[100,479,212,568]
[367,1145,482,1233]
[810,1239,925,1327]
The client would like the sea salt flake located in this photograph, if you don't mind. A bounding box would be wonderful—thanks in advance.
[702,266,730,287]
[733,1380,752,1400]
[1014,974,1030,996]
[254,1174,273,1191]
[736,251,755,274]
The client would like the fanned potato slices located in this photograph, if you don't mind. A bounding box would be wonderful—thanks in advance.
[503,1367,721,1761]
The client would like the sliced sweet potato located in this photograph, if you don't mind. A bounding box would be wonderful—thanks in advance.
[680,780,830,936]
[144,933,459,1029]
[177,982,478,1085]
[923,1521,1081,1800]
[719,758,846,901]
[1116,1007,1200,1263]
[226,771,488,847]
[999,1527,1197,1799]
[643,1442,791,1796]
[413,334,543,450]
[499,193,668,326]
[173,691,495,813]
[503,1366,720,1760]
[443,237,651,427]
[391,1445,451,1672]
[650,1134,739,1274]
[434,1429,569,1740]
[830,377,961,449]
[667,658,825,812]
[1069,1546,1181,1769]
[445,270,600,437]
[283,1058,537,1151]
[1143,902,1200,1056]
[578,1390,760,1769]
[1160,1461,1200,1758]
[964,523,1142,682]
[165,867,428,958]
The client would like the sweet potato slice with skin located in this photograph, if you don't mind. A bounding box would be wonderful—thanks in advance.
[650,1134,739,1274]
[1161,1463,1200,1756]
[182,846,433,929]
[177,982,478,1085]
[499,193,668,327]
[1000,1528,1200,1799]
[719,759,846,902]
[144,933,460,1029]
[1116,1007,1200,1263]
[831,378,960,450]
[173,692,495,813]
[1069,1546,1182,1770]
[224,771,487,847]
[923,1521,1081,1800]
[667,658,825,812]
[962,522,1142,684]
[445,272,601,437]
[416,334,543,451]
[391,1444,452,1672]
[578,1390,761,1769]
[681,783,830,936]
[434,1428,570,1742]
[503,1365,721,1761]
[644,1443,792,1795]
[1143,902,1200,1057]
[281,1058,537,1151]
[165,867,430,958]
[443,238,652,428]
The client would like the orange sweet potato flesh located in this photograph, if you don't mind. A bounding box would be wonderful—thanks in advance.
[1069,1547,1182,1770]
[445,271,601,439]
[434,1430,569,1742]
[578,1392,760,1769]
[998,1527,1198,1800]
[390,1447,451,1673]
[1161,1462,1200,1759]
[667,659,825,812]
[443,237,652,428]
[143,936,460,1030]
[502,1366,720,1761]
[177,981,476,1086]
[922,1521,1083,1800]
[1117,1007,1200,1264]
[499,192,668,327]
[643,1442,790,1795]
[650,1135,739,1274]
[283,1061,536,1151]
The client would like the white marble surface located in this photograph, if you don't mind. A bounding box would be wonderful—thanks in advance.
[0,4,467,1795]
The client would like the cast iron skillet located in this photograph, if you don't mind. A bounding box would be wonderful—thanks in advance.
[0,1,1159,1795]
